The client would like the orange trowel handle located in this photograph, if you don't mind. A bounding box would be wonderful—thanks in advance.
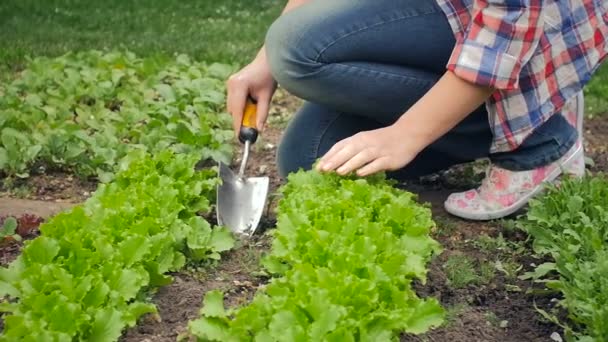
[239,97,259,144]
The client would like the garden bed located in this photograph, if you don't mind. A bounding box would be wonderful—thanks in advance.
[1,54,607,341]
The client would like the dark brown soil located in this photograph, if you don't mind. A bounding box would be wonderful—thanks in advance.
[402,209,560,342]
[120,235,271,342]
[585,116,608,173]
[0,214,44,266]
[0,172,96,202]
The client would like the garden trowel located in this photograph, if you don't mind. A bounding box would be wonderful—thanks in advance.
[216,97,269,236]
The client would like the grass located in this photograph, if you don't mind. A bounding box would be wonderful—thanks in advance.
[485,311,509,329]
[441,303,470,328]
[444,255,478,289]
[584,64,608,117]
[0,0,282,68]
[473,233,526,255]
[433,215,459,237]
[1,0,607,116]
[443,254,497,289]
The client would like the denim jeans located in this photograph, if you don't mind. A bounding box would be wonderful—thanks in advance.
[265,0,578,180]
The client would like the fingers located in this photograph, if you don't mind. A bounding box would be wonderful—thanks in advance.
[317,137,375,175]
[255,91,272,132]
[318,142,384,176]
[317,139,349,171]
[316,127,414,177]
[356,157,391,177]
[335,149,376,175]
[226,75,248,134]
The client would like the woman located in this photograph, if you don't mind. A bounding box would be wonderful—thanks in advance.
[226,0,607,220]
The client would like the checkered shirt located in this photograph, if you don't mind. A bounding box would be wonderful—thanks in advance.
[435,0,608,153]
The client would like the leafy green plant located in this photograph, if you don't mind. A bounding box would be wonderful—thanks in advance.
[0,150,234,341]
[0,217,21,242]
[189,170,445,341]
[0,50,234,180]
[519,175,608,341]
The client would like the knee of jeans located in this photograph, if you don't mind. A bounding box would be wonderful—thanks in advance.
[276,138,297,179]
[265,15,323,93]
[276,131,313,179]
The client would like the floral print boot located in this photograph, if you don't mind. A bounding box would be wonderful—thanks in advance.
[444,92,586,221]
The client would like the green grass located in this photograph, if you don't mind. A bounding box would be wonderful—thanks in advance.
[441,303,470,328]
[585,64,608,117]
[473,233,526,255]
[1,0,607,111]
[0,0,282,68]
[443,254,496,289]
[443,255,480,289]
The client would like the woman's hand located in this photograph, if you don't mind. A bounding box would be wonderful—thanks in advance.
[316,71,495,177]
[316,124,423,177]
[226,51,277,134]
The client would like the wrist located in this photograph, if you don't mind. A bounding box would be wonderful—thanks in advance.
[255,47,269,64]
[392,116,434,154]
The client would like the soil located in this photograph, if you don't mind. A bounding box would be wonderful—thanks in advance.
[0,198,74,218]
[120,236,271,342]
[0,214,44,266]
[585,116,608,172]
[1,88,607,341]
[402,211,560,342]
[0,172,96,202]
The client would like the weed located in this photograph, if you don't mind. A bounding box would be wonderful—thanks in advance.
[479,261,497,284]
[444,254,499,289]
[495,259,523,280]
[434,215,458,237]
[11,185,32,199]
[441,303,470,328]
[484,312,509,328]
[235,244,264,275]
[473,233,525,255]
[443,254,479,289]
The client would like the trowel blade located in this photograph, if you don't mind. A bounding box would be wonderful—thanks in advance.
[216,162,269,236]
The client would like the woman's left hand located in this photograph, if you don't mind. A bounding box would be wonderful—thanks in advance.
[315,124,422,177]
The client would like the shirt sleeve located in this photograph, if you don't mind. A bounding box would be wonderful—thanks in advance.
[446,0,544,90]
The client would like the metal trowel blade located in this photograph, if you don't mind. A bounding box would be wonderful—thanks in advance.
[216,162,269,236]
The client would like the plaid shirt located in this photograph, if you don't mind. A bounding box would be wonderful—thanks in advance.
[435,0,608,153]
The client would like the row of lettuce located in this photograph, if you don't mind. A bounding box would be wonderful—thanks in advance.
[0,52,238,340]
[188,171,446,341]
[3,50,606,341]
[0,51,446,341]
[0,50,234,181]
[0,150,234,341]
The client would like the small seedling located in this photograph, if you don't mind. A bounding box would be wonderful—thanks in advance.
[479,261,497,284]
[484,311,508,328]
[441,303,470,328]
[473,233,524,254]
[495,259,523,280]
[443,254,479,289]
[11,185,32,199]
[1,217,22,242]
[434,215,458,237]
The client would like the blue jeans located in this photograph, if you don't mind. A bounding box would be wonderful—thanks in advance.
[265,0,578,180]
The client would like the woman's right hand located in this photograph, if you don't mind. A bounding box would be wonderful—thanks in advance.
[226,53,277,135]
